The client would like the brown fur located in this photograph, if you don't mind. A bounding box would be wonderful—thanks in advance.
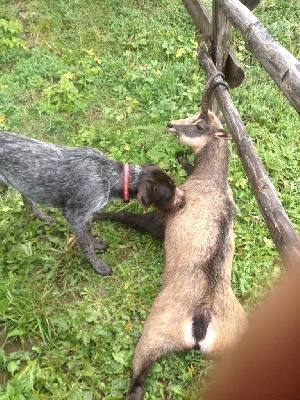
[122,74,248,399]
[96,74,248,399]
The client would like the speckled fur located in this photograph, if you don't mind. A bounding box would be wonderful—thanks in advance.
[0,131,183,275]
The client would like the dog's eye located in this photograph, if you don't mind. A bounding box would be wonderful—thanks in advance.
[196,124,204,131]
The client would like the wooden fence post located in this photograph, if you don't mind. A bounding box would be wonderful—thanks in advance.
[181,0,245,88]
[211,0,231,74]
[211,0,232,114]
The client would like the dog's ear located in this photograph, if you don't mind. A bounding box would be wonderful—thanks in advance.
[137,180,156,210]
[137,164,178,211]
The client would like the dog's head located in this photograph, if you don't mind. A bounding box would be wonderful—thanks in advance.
[137,164,185,212]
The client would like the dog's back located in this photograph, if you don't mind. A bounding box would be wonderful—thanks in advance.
[0,131,110,209]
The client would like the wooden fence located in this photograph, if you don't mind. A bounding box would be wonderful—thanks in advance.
[182,0,300,270]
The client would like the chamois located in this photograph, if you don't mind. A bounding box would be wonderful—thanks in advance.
[94,73,248,399]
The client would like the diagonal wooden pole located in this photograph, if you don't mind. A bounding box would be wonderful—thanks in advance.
[200,47,300,270]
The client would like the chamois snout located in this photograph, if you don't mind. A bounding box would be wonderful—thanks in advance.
[166,122,176,134]
[166,113,202,134]
[166,120,214,154]
[167,123,208,137]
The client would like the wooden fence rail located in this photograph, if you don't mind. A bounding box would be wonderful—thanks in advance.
[183,0,300,113]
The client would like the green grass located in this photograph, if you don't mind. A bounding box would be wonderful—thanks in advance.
[0,0,299,398]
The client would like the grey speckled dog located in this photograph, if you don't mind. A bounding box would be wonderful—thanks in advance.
[0,131,185,276]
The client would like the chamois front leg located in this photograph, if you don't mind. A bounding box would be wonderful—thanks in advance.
[0,182,8,195]
[91,210,166,240]
[175,152,194,175]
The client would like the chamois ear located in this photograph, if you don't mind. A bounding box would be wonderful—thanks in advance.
[137,180,155,210]
[214,129,232,140]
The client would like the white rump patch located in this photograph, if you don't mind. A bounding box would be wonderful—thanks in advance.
[183,321,197,347]
[199,321,215,353]
[183,319,215,352]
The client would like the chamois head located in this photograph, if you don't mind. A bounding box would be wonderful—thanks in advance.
[166,72,231,154]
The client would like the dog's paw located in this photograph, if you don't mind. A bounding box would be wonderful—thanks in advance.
[93,260,112,276]
[92,238,109,251]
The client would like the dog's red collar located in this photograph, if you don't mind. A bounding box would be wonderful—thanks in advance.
[123,163,130,203]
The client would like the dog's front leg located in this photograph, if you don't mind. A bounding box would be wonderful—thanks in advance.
[63,210,112,276]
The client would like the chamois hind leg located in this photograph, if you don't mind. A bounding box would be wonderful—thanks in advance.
[125,295,214,399]
[125,299,190,399]
[125,328,181,400]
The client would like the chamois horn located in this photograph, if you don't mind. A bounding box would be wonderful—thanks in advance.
[201,72,228,116]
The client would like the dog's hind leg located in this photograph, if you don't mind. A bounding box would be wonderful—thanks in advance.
[22,195,56,224]
[63,210,112,276]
